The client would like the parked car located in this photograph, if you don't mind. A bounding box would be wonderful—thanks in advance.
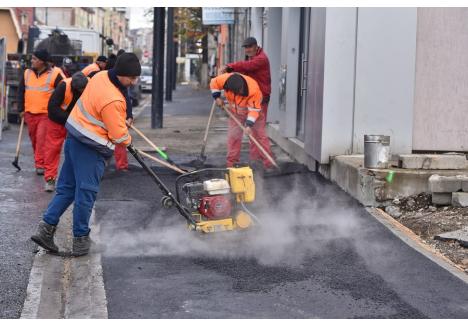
[129,80,142,107]
[140,66,152,92]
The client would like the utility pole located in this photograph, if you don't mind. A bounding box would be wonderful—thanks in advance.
[200,27,208,87]
[151,7,165,129]
[173,39,178,90]
[165,7,174,101]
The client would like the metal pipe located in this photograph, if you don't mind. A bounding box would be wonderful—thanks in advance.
[151,7,165,128]
[165,7,174,101]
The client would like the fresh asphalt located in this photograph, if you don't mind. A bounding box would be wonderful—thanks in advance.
[95,87,468,318]
[1,86,467,318]
[96,164,468,318]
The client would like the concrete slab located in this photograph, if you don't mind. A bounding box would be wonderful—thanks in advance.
[451,192,468,207]
[399,154,467,170]
[21,210,107,319]
[329,155,468,207]
[429,175,462,193]
[432,192,452,206]
[435,227,468,248]
[461,176,468,192]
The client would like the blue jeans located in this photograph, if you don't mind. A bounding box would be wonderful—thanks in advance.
[43,135,106,237]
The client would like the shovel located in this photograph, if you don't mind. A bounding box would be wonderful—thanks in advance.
[12,116,25,171]
[221,105,280,170]
[129,124,187,172]
[192,101,216,168]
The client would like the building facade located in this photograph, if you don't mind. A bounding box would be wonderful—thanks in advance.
[32,7,130,54]
[0,8,21,54]
[218,7,468,172]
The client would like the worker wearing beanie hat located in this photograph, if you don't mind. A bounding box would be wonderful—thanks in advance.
[18,47,63,176]
[33,49,50,62]
[82,55,107,77]
[114,52,142,76]
[111,52,141,171]
[31,52,141,257]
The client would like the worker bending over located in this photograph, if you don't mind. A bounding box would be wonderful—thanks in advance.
[18,49,63,175]
[222,37,272,166]
[210,72,275,171]
[43,72,88,192]
[31,53,141,256]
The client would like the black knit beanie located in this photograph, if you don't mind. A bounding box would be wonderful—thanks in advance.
[33,49,50,62]
[114,53,141,77]
[97,55,107,62]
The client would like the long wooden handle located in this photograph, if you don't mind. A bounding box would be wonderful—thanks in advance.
[15,117,25,157]
[222,106,280,170]
[130,124,164,154]
[138,149,186,174]
[203,101,216,143]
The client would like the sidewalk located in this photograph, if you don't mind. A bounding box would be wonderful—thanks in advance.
[0,122,51,318]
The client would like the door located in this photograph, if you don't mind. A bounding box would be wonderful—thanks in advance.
[296,8,311,141]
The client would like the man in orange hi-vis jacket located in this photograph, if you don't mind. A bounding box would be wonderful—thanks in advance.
[81,55,107,77]
[210,72,275,170]
[18,49,63,175]
[31,53,141,257]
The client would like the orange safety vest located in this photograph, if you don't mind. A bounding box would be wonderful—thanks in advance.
[81,62,100,77]
[60,77,73,111]
[210,72,263,124]
[66,71,130,157]
[53,66,66,79]
[24,67,61,114]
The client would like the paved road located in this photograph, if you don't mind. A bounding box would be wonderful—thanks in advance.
[94,87,468,318]
[2,86,468,318]
[96,165,468,318]
[0,124,51,318]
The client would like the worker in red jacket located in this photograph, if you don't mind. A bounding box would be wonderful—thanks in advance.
[222,37,272,166]
[210,72,274,170]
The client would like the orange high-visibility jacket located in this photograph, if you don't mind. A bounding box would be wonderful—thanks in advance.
[24,67,62,114]
[60,77,73,110]
[66,71,131,158]
[210,72,263,125]
[81,62,100,77]
[53,66,66,79]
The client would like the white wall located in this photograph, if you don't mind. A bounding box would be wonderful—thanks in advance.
[263,8,282,124]
[280,8,300,138]
[413,8,468,151]
[352,8,417,155]
[319,8,357,163]
[250,8,263,46]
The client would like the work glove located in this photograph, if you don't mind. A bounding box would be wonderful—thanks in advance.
[215,97,224,108]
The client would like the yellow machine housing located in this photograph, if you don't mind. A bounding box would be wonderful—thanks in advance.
[227,167,255,203]
[187,167,256,233]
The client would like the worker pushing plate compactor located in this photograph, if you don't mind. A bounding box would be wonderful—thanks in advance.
[128,145,257,234]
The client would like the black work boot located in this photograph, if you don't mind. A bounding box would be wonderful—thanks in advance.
[31,221,59,253]
[72,234,91,257]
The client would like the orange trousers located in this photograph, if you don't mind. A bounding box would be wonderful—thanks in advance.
[24,112,48,169]
[43,119,67,181]
[226,109,274,169]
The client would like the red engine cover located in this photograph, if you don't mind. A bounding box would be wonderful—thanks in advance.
[198,195,232,219]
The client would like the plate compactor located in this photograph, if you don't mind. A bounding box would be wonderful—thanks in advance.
[128,145,256,233]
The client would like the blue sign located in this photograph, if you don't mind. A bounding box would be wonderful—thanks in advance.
[202,8,235,25]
